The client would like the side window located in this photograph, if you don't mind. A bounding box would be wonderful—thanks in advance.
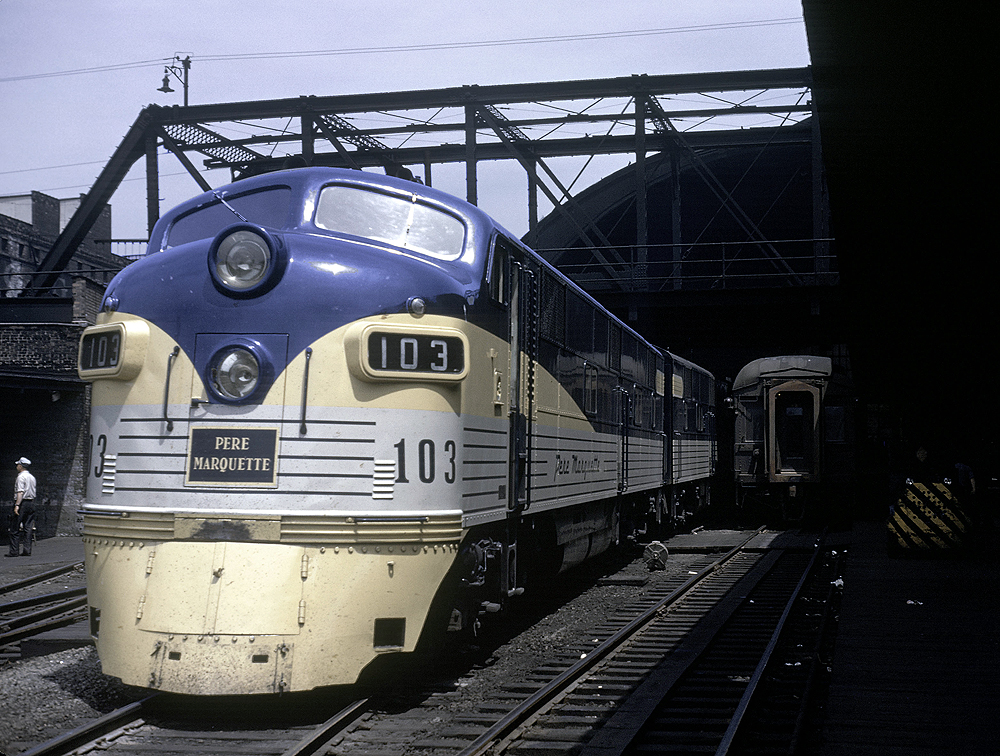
[488,242,509,305]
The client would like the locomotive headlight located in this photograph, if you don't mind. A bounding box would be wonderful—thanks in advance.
[210,347,260,400]
[208,225,284,297]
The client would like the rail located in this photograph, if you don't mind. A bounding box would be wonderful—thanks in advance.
[0,562,89,656]
[13,530,844,755]
[19,693,371,756]
[457,528,768,756]
[0,562,83,596]
[17,699,151,756]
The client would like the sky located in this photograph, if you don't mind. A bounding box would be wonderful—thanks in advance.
[0,0,811,241]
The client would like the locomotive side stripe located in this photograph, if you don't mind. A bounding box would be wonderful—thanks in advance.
[86,310,673,519]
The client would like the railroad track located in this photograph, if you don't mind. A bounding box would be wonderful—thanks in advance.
[18,530,843,756]
[1,562,88,661]
[17,694,369,756]
[327,529,840,755]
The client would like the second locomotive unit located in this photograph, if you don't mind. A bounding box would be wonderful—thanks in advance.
[78,166,715,695]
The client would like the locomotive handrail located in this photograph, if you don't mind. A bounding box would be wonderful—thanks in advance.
[163,346,180,432]
[299,346,313,434]
[348,516,431,524]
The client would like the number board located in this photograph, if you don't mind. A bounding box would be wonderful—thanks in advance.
[367,332,465,375]
[185,426,279,487]
[80,329,122,372]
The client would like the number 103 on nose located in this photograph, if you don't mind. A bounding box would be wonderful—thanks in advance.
[368,331,464,374]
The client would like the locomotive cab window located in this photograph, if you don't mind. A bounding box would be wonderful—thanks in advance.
[165,187,292,250]
[315,185,466,260]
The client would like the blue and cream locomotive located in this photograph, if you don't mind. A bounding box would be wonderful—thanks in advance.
[78,167,715,694]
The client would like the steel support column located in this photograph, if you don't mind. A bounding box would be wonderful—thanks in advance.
[465,104,478,206]
[670,140,682,291]
[634,94,648,295]
[145,132,159,237]
[527,158,538,237]
[301,113,315,166]
[812,109,829,279]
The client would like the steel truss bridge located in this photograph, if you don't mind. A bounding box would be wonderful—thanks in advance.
[32,68,836,324]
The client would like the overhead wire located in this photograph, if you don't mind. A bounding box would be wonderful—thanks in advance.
[0,18,803,83]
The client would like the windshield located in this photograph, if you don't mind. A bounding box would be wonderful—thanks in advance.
[165,187,292,249]
[315,185,466,261]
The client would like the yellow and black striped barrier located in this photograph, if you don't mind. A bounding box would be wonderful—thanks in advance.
[888,482,970,551]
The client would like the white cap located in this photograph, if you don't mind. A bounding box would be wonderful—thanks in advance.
[15,457,31,466]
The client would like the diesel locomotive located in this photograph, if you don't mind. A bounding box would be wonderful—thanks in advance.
[77,167,715,695]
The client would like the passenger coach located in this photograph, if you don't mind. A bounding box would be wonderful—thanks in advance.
[731,355,854,520]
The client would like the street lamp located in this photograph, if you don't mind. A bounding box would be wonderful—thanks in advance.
[157,55,191,106]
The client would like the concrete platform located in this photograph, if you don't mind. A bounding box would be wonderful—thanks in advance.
[818,520,1000,755]
[0,534,85,571]
[664,526,849,553]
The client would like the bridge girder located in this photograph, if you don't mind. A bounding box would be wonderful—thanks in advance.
[28,67,813,295]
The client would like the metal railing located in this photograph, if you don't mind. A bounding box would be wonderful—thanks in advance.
[538,238,837,292]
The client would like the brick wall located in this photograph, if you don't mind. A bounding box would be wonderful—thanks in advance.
[0,323,81,375]
[31,191,60,239]
[0,320,89,537]
[73,278,106,325]
[0,384,90,538]
[1,192,121,540]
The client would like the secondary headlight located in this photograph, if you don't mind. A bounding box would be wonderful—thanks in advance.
[210,347,260,400]
[208,225,284,297]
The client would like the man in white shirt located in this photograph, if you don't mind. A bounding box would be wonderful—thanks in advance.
[8,457,37,557]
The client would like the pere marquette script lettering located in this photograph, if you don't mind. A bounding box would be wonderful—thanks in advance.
[186,427,279,487]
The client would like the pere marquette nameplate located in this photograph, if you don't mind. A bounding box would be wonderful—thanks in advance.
[185,426,279,487]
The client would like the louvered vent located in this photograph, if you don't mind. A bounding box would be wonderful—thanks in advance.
[372,459,396,499]
[101,455,117,494]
